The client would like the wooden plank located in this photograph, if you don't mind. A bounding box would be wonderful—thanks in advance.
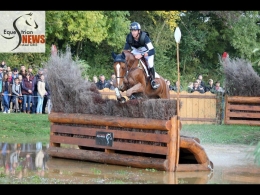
[49,112,169,131]
[227,111,260,118]
[180,118,216,122]
[225,95,229,124]
[51,124,170,143]
[192,97,199,124]
[48,147,166,171]
[225,119,260,126]
[50,135,168,155]
[179,97,187,119]
[228,104,260,112]
[227,96,260,104]
[99,88,128,100]
[170,91,216,99]
[198,98,205,119]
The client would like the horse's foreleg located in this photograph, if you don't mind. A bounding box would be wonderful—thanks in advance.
[126,83,144,97]
[115,87,126,103]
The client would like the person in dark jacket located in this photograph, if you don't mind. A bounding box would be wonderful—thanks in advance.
[123,22,159,89]
[96,74,111,90]
[190,81,205,94]
[21,73,34,113]
[31,69,43,114]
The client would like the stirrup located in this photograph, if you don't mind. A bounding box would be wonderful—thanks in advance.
[151,80,160,89]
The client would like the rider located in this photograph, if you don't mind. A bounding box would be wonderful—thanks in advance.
[123,21,160,89]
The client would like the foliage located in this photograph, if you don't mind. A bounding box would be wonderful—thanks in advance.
[1,11,260,88]
[230,11,260,63]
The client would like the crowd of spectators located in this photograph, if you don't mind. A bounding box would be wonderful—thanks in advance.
[0,61,51,114]
[166,74,225,95]
[92,72,225,96]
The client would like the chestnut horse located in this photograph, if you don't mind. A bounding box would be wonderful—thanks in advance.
[111,50,170,103]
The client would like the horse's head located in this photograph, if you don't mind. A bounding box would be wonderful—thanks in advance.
[112,51,128,90]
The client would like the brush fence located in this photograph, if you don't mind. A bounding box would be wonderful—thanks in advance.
[99,88,219,124]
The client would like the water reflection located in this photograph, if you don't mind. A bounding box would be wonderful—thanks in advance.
[1,142,260,184]
[0,142,49,179]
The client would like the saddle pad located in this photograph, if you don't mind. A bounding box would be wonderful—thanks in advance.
[139,60,160,78]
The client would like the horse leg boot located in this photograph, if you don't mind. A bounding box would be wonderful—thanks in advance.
[114,87,126,103]
[149,67,160,89]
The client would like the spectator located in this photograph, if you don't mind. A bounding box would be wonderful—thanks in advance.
[36,74,47,114]
[32,69,43,114]
[42,68,49,114]
[11,77,22,113]
[96,74,111,90]
[7,71,13,110]
[198,74,206,92]
[172,80,183,92]
[187,82,194,93]
[108,73,116,90]
[6,66,11,73]
[0,67,3,111]
[205,79,214,93]
[42,79,51,114]
[166,80,174,90]
[92,75,98,84]
[18,74,23,83]
[28,66,34,77]
[190,80,205,94]
[19,64,27,79]
[0,61,7,71]
[12,68,19,83]
[17,74,23,112]
[212,81,225,94]
[1,73,12,113]
[21,73,34,114]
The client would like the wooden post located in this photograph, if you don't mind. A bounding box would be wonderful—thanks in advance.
[176,41,180,170]
[166,116,178,171]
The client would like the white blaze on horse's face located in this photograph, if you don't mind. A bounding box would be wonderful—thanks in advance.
[116,63,120,86]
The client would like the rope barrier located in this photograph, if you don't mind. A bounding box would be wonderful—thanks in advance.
[1,94,49,98]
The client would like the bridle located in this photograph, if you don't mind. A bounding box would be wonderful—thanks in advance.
[114,52,144,90]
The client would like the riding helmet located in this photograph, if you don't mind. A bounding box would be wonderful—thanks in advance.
[129,22,141,30]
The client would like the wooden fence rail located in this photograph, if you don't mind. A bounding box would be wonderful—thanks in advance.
[224,96,260,126]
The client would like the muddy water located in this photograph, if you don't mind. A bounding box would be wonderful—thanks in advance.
[0,142,259,184]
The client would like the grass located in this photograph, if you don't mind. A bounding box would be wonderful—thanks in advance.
[181,123,260,145]
[1,113,260,146]
[0,112,50,145]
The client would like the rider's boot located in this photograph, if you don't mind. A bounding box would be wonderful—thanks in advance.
[149,67,160,89]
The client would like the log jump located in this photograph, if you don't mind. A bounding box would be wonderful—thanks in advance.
[48,112,213,172]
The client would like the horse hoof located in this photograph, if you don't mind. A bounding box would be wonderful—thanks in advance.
[118,97,126,103]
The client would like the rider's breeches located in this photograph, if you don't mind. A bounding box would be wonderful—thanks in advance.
[131,49,154,68]
[144,55,154,68]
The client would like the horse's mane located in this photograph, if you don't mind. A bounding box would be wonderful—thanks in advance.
[123,50,137,67]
